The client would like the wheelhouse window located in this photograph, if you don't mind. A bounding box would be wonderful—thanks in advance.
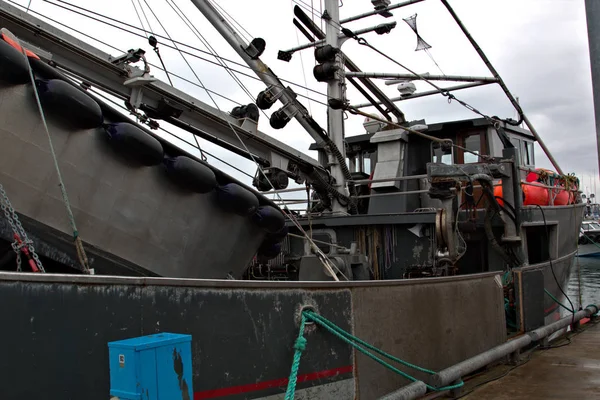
[463,134,481,163]
[509,137,535,167]
[522,141,534,166]
[432,142,453,164]
[363,155,372,174]
[347,152,374,174]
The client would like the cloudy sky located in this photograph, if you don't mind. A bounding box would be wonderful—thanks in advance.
[10,0,600,196]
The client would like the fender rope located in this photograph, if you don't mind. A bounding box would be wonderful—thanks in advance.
[22,47,91,273]
[284,310,463,399]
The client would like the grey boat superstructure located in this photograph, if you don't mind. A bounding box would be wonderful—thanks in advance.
[0,0,584,313]
[0,1,589,399]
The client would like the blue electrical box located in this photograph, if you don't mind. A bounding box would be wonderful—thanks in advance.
[108,333,193,400]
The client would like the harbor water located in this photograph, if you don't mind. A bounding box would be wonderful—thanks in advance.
[568,251,600,310]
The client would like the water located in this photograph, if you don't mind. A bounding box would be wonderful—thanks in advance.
[567,253,600,310]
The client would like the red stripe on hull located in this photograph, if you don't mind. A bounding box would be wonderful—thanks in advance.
[545,302,559,314]
[194,365,353,399]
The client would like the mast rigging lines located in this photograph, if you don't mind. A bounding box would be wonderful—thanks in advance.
[40,0,330,106]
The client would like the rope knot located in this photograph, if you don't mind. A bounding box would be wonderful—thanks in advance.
[294,336,307,352]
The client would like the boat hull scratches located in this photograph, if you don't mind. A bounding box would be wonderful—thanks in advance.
[0,271,505,399]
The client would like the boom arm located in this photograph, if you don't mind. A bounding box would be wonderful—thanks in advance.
[0,1,325,175]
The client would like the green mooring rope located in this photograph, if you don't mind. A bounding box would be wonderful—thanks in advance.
[586,304,600,316]
[284,310,463,399]
[21,46,90,272]
[284,313,308,400]
[544,288,575,313]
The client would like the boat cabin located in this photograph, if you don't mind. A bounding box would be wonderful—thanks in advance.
[311,117,537,215]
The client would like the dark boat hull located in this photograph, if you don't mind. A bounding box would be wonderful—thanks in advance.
[0,81,273,279]
[0,271,505,399]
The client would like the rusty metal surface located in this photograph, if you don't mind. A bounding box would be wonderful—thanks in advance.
[0,270,501,288]
[464,320,600,399]
[351,273,506,399]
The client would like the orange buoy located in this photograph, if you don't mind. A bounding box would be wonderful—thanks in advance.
[494,168,578,206]
[494,183,550,206]
[0,29,40,60]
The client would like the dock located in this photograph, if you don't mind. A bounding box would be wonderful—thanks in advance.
[461,319,600,399]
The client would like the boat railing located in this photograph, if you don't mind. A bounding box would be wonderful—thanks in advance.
[346,174,428,185]
[270,173,434,206]
[270,171,581,209]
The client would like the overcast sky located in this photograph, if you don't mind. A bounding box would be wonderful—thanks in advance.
[11,0,600,195]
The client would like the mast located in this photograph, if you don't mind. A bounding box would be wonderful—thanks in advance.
[440,0,564,175]
[586,0,600,178]
[323,0,348,214]
[190,0,348,214]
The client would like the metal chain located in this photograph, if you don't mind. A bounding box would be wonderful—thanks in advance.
[0,183,45,272]
[0,199,22,270]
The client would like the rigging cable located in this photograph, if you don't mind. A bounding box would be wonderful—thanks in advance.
[344,29,516,131]
[130,0,148,38]
[144,1,347,280]
[211,0,253,43]
[293,0,343,30]
[8,0,246,107]
[22,48,90,273]
[166,0,259,109]
[142,0,207,154]
[87,85,252,178]
[149,36,174,87]
[291,0,314,115]
[185,2,350,278]
[439,0,524,126]
[423,48,445,76]
[136,0,154,34]
[9,1,247,108]
[292,0,321,21]
[42,0,329,104]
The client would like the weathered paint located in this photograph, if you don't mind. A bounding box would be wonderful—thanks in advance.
[0,82,265,279]
[257,378,354,400]
[0,276,353,400]
[0,272,507,399]
[351,273,506,398]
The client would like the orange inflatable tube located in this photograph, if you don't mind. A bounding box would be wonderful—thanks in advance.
[1,30,39,60]
[494,169,578,206]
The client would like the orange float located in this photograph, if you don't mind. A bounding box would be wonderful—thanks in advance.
[0,29,39,60]
[494,169,578,206]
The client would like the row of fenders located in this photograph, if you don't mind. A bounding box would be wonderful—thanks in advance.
[0,29,287,262]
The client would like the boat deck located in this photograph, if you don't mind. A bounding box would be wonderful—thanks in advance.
[462,318,600,399]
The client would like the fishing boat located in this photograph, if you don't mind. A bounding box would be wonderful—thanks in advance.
[0,1,588,399]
